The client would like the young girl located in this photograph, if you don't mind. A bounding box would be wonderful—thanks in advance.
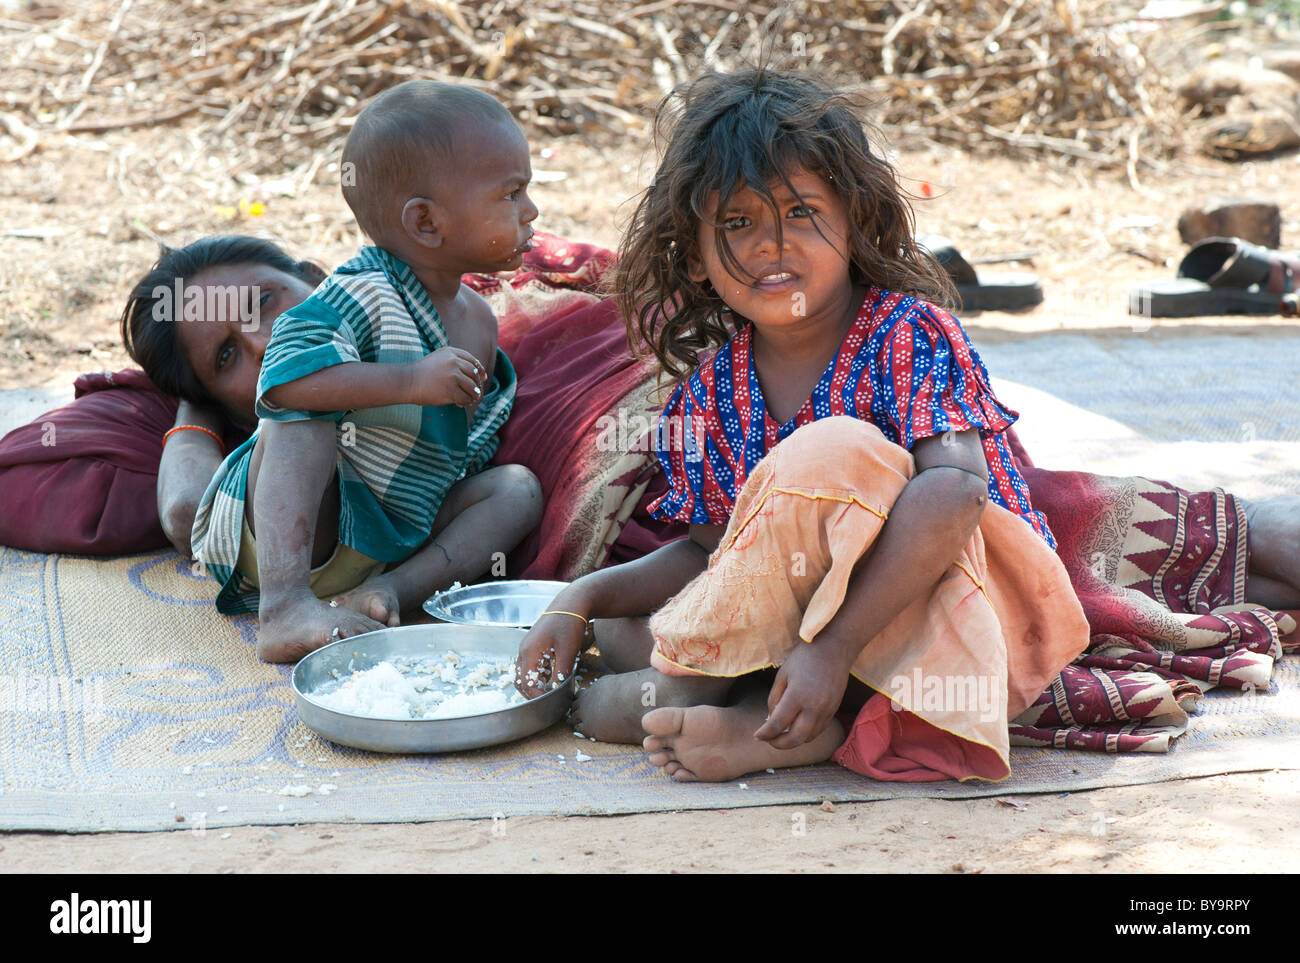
[515,68,1090,784]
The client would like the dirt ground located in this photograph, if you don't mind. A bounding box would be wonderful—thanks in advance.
[3,115,1299,392]
[3,56,1300,874]
[2,771,1297,874]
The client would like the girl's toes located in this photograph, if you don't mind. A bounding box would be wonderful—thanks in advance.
[647,750,673,767]
[641,706,684,738]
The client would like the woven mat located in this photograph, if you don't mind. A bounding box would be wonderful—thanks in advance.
[3,545,1298,833]
[3,332,1299,832]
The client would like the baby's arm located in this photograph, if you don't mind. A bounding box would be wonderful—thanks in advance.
[754,429,989,748]
[261,347,487,413]
[157,401,227,556]
[514,524,723,697]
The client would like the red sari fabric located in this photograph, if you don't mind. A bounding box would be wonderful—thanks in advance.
[491,295,672,577]
[0,231,611,559]
[1011,464,1295,751]
[475,232,681,578]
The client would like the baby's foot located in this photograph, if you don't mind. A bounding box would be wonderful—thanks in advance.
[641,696,843,782]
[330,574,401,628]
[257,592,385,663]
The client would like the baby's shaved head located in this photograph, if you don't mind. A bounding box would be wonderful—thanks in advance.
[341,80,515,241]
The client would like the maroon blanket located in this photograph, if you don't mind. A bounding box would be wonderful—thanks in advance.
[0,371,180,554]
[472,232,680,577]
[0,370,253,555]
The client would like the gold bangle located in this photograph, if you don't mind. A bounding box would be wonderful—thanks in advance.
[538,610,590,625]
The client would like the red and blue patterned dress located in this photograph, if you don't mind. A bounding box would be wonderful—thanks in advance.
[647,286,1055,548]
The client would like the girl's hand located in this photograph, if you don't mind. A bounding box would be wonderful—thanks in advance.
[410,347,488,409]
[754,640,854,749]
[514,611,590,699]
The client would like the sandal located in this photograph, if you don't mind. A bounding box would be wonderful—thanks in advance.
[918,234,1044,312]
[1129,237,1300,317]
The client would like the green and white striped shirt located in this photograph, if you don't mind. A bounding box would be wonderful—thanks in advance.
[192,246,516,614]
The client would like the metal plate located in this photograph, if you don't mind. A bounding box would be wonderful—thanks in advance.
[422,579,569,628]
[292,623,573,753]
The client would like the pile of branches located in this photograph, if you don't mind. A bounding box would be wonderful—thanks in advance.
[0,0,1190,173]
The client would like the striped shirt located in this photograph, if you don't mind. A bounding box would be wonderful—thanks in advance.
[192,246,516,614]
[647,285,1054,547]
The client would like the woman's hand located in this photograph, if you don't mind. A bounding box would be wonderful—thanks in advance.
[409,347,487,409]
[753,639,855,749]
[515,610,591,699]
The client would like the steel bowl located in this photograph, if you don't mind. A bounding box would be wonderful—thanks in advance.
[292,623,573,753]
[422,579,569,628]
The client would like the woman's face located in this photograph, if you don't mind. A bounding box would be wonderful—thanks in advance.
[171,262,322,427]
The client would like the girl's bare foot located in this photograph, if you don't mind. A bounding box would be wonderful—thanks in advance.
[330,574,402,628]
[571,667,729,745]
[641,693,844,782]
[257,592,385,663]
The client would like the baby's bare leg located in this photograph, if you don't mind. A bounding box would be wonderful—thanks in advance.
[331,464,542,623]
[246,420,385,663]
[571,666,729,744]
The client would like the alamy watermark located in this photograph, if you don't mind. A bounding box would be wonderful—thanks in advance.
[150,278,261,331]
[49,893,151,943]
[888,669,999,723]
[594,407,705,461]
[0,674,108,714]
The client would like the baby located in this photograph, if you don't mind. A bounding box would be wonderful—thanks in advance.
[192,80,543,662]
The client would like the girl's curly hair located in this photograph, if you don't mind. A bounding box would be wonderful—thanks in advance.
[614,68,956,381]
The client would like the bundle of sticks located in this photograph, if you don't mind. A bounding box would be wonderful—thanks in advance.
[0,0,1203,172]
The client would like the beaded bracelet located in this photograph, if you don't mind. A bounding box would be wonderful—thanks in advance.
[163,424,224,448]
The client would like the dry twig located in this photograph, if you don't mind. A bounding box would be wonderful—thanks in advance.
[0,0,1196,175]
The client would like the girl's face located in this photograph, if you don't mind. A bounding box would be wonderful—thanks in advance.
[689,166,858,337]
[171,262,322,428]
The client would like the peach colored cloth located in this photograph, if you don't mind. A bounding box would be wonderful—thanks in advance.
[649,417,1090,782]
